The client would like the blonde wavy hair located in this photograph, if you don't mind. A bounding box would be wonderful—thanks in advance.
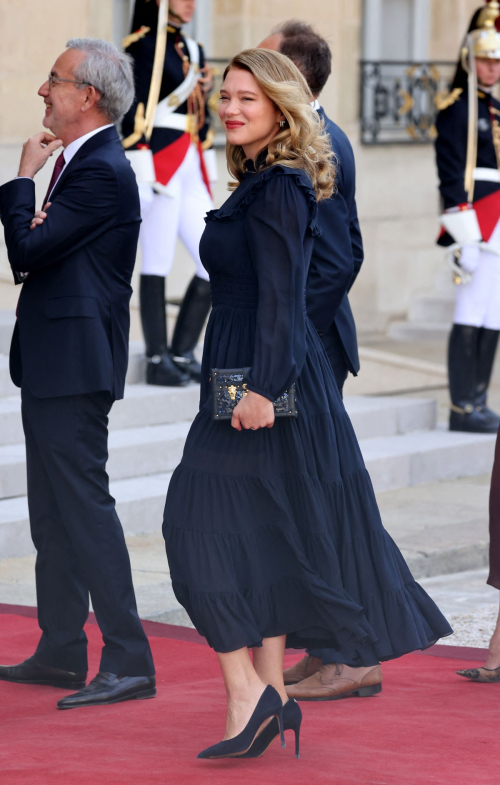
[222,48,335,201]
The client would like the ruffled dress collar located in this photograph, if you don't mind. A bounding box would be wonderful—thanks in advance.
[205,151,321,237]
[243,148,269,176]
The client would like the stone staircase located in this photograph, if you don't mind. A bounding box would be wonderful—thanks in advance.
[0,310,496,559]
[388,268,455,342]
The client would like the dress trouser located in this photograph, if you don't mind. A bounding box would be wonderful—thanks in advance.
[21,387,154,677]
[307,324,378,667]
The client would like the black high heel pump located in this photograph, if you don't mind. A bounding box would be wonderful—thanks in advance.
[241,698,302,759]
[197,685,285,759]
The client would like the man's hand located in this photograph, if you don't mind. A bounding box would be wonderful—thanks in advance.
[30,202,51,231]
[18,132,63,179]
[231,390,275,431]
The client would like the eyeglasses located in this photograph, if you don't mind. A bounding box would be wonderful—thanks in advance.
[47,73,92,89]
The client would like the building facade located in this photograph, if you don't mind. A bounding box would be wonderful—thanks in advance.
[0,0,482,333]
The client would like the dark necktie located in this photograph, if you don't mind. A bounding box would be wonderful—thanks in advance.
[43,151,65,206]
[16,151,65,314]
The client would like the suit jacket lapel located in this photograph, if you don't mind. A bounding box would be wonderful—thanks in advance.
[48,126,119,203]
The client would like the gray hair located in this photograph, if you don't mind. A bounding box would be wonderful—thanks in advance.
[66,38,135,124]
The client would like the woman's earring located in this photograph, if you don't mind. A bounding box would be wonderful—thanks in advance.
[279,119,286,128]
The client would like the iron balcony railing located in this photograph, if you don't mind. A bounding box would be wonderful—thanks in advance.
[360,60,456,145]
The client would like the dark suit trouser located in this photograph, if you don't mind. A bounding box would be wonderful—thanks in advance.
[21,387,154,676]
[307,325,378,668]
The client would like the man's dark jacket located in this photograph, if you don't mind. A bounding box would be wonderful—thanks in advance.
[0,126,140,399]
[306,107,364,375]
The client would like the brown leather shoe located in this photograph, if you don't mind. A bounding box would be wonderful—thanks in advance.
[283,654,322,685]
[456,666,500,682]
[286,662,383,701]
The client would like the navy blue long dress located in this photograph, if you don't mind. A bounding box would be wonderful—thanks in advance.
[163,161,452,660]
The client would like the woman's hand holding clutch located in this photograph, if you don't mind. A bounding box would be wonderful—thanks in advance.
[231,390,275,431]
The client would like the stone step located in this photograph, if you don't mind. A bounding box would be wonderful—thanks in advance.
[362,425,496,493]
[0,397,437,497]
[0,421,190,500]
[345,396,437,438]
[0,311,14,356]
[126,341,147,385]
[0,425,495,557]
[408,294,454,325]
[0,383,200,445]
[387,321,450,342]
[0,356,17,397]
[0,472,173,558]
[0,389,436,446]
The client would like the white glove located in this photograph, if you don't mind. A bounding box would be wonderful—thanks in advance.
[203,148,218,184]
[459,244,481,274]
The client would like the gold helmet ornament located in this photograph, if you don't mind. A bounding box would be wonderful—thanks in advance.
[470,1,500,59]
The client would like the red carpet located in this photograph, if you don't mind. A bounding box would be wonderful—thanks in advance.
[0,609,499,785]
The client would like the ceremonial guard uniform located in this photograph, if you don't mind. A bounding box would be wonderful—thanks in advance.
[122,0,215,385]
[435,1,500,432]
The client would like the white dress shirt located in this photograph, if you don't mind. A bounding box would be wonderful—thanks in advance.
[17,124,114,199]
[46,124,114,200]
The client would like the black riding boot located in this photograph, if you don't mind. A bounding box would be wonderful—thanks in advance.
[476,327,500,426]
[448,323,498,433]
[171,276,212,382]
[139,274,189,387]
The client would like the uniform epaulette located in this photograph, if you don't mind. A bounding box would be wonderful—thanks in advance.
[434,87,463,111]
[122,25,150,50]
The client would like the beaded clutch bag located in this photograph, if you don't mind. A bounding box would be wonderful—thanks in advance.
[210,368,297,421]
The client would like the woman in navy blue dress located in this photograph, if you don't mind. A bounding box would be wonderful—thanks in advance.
[163,48,452,760]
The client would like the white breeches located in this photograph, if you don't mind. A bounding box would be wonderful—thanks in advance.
[138,144,212,281]
[454,219,500,329]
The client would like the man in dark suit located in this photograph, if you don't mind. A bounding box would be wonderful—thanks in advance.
[260,23,382,703]
[260,21,363,394]
[0,38,155,709]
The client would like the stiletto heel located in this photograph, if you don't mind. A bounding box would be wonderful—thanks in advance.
[241,698,303,759]
[278,705,286,748]
[293,722,300,759]
[197,685,284,759]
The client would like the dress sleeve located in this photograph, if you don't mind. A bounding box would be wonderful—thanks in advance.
[243,171,314,401]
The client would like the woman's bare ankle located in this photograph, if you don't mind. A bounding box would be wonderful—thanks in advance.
[226,676,265,705]
[485,646,500,669]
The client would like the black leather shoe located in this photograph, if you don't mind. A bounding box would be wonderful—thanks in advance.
[56,671,156,709]
[146,352,189,386]
[0,656,87,690]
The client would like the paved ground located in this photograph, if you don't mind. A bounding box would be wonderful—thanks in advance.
[359,331,500,421]
[1,474,497,652]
